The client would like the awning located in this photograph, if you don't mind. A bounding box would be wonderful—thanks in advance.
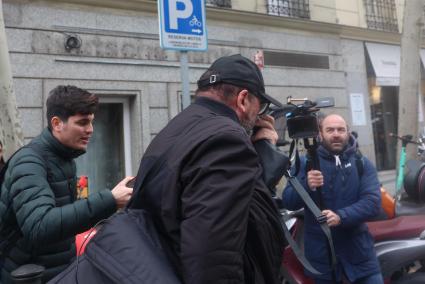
[365,42,400,86]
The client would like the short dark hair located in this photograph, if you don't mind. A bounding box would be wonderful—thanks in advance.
[46,85,98,129]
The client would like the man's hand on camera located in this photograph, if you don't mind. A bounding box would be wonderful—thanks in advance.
[251,114,278,145]
[307,170,324,191]
[322,209,341,227]
[111,176,134,209]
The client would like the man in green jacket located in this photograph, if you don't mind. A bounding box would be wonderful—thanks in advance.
[0,85,133,283]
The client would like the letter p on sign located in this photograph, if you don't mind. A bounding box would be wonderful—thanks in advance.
[169,0,193,30]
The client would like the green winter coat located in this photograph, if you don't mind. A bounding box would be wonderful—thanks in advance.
[0,128,117,283]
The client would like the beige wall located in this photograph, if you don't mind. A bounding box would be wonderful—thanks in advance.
[310,0,366,28]
[310,0,337,24]
[232,0,257,12]
[335,0,364,27]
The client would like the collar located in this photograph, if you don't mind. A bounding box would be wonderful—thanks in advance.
[194,96,240,124]
[40,128,86,160]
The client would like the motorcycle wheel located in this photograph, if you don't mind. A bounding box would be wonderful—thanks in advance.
[392,272,425,284]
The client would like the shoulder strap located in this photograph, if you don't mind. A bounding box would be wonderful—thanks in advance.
[355,151,364,178]
[304,152,325,210]
[283,174,337,273]
[280,213,323,275]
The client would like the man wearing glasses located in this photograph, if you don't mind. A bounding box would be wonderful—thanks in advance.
[130,54,286,284]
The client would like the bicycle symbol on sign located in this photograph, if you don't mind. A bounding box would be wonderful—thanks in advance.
[189,16,202,27]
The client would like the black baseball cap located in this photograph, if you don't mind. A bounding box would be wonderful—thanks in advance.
[197,54,283,108]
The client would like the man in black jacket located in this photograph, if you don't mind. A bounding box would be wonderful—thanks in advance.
[0,85,133,283]
[131,54,286,284]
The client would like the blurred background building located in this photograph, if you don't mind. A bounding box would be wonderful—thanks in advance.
[2,0,422,191]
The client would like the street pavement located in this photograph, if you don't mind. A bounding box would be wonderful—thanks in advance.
[378,169,396,196]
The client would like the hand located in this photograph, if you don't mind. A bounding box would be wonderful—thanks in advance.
[322,209,341,227]
[251,114,278,145]
[307,170,324,190]
[111,176,134,209]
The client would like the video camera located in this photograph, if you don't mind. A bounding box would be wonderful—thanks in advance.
[254,96,334,191]
[267,97,335,141]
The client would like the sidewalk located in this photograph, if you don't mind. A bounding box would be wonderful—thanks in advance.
[378,169,396,196]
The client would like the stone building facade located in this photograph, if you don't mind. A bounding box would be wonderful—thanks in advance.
[3,0,415,190]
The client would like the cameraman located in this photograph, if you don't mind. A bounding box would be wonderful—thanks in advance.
[282,114,382,284]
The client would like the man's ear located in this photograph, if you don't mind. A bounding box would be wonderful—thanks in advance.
[51,116,63,132]
[236,89,250,114]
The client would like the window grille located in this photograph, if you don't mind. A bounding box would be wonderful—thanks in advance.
[206,0,231,8]
[364,0,398,32]
[267,0,310,19]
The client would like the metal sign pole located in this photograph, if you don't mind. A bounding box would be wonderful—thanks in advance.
[180,50,190,109]
[158,0,207,109]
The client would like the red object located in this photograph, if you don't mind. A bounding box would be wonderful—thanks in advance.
[75,228,97,256]
[254,50,264,70]
[367,215,425,241]
[78,176,88,188]
[282,245,314,284]
[281,220,314,284]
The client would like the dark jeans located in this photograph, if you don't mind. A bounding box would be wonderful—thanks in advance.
[315,272,384,284]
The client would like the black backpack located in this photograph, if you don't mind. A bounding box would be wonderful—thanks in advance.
[48,147,181,284]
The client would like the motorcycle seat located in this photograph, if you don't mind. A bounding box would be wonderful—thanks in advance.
[367,215,425,242]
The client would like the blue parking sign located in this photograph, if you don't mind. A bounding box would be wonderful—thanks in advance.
[158,0,208,51]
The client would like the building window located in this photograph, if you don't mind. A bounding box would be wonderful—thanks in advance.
[267,0,310,19]
[76,97,132,194]
[206,0,231,8]
[364,0,398,32]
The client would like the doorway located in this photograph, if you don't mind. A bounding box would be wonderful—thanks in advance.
[370,86,398,170]
[75,97,132,194]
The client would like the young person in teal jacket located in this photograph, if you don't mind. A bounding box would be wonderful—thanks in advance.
[0,86,133,283]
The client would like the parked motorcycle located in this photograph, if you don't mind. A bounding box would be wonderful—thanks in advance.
[280,184,425,284]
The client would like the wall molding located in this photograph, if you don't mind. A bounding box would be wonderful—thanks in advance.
[6,0,406,45]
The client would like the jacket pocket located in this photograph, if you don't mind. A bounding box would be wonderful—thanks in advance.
[304,233,329,265]
[343,231,374,264]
